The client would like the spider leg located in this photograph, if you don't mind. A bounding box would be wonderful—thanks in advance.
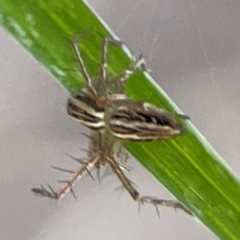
[110,53,148,85]
[99,38,125,82]
[64,153,95,180]
[106,155,192,216]
[99,37,149,88]
[31,155,98,199]
[71,31,97,97]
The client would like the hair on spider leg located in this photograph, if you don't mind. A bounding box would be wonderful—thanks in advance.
[50,166,75,174]
[32,184,57,199]
[64,152,88,161]
[55,180,77,200]
[114,177,138,192]
[137,200,160,219]
[100,159,131,183]
[79,133,98,145]
[32,155,99,200]
[47,184,58,198]
[70,187,77,200]
[154,204,161,219]
[31,184,48,197]
[96,167,103,184]
[126,177,138,188]
[113,173,138,192]
[65,153,95,181]
[64,152,89,164]
[106,154,192,216]
[80,132,93,139]
[140,196,192,216]
[63,153,95,181]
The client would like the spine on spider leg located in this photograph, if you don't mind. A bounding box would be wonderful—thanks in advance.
[31,130,102,200]
[47,129,120,199]
[105,142,192,216]
[31,153,98,199]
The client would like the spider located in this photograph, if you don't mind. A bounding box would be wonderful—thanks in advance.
[32,32,191,216]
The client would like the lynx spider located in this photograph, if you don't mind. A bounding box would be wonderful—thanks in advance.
[32,32,191,216]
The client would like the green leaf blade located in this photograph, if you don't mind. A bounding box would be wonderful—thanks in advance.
[1,0,240,239]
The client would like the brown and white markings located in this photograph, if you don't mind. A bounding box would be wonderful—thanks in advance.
[32,32,191,216]
[108,102,188,141]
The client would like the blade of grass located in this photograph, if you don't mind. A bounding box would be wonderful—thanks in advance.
[0,0,239,239]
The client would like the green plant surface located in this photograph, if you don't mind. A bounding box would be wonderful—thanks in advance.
[0,1,240,239]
